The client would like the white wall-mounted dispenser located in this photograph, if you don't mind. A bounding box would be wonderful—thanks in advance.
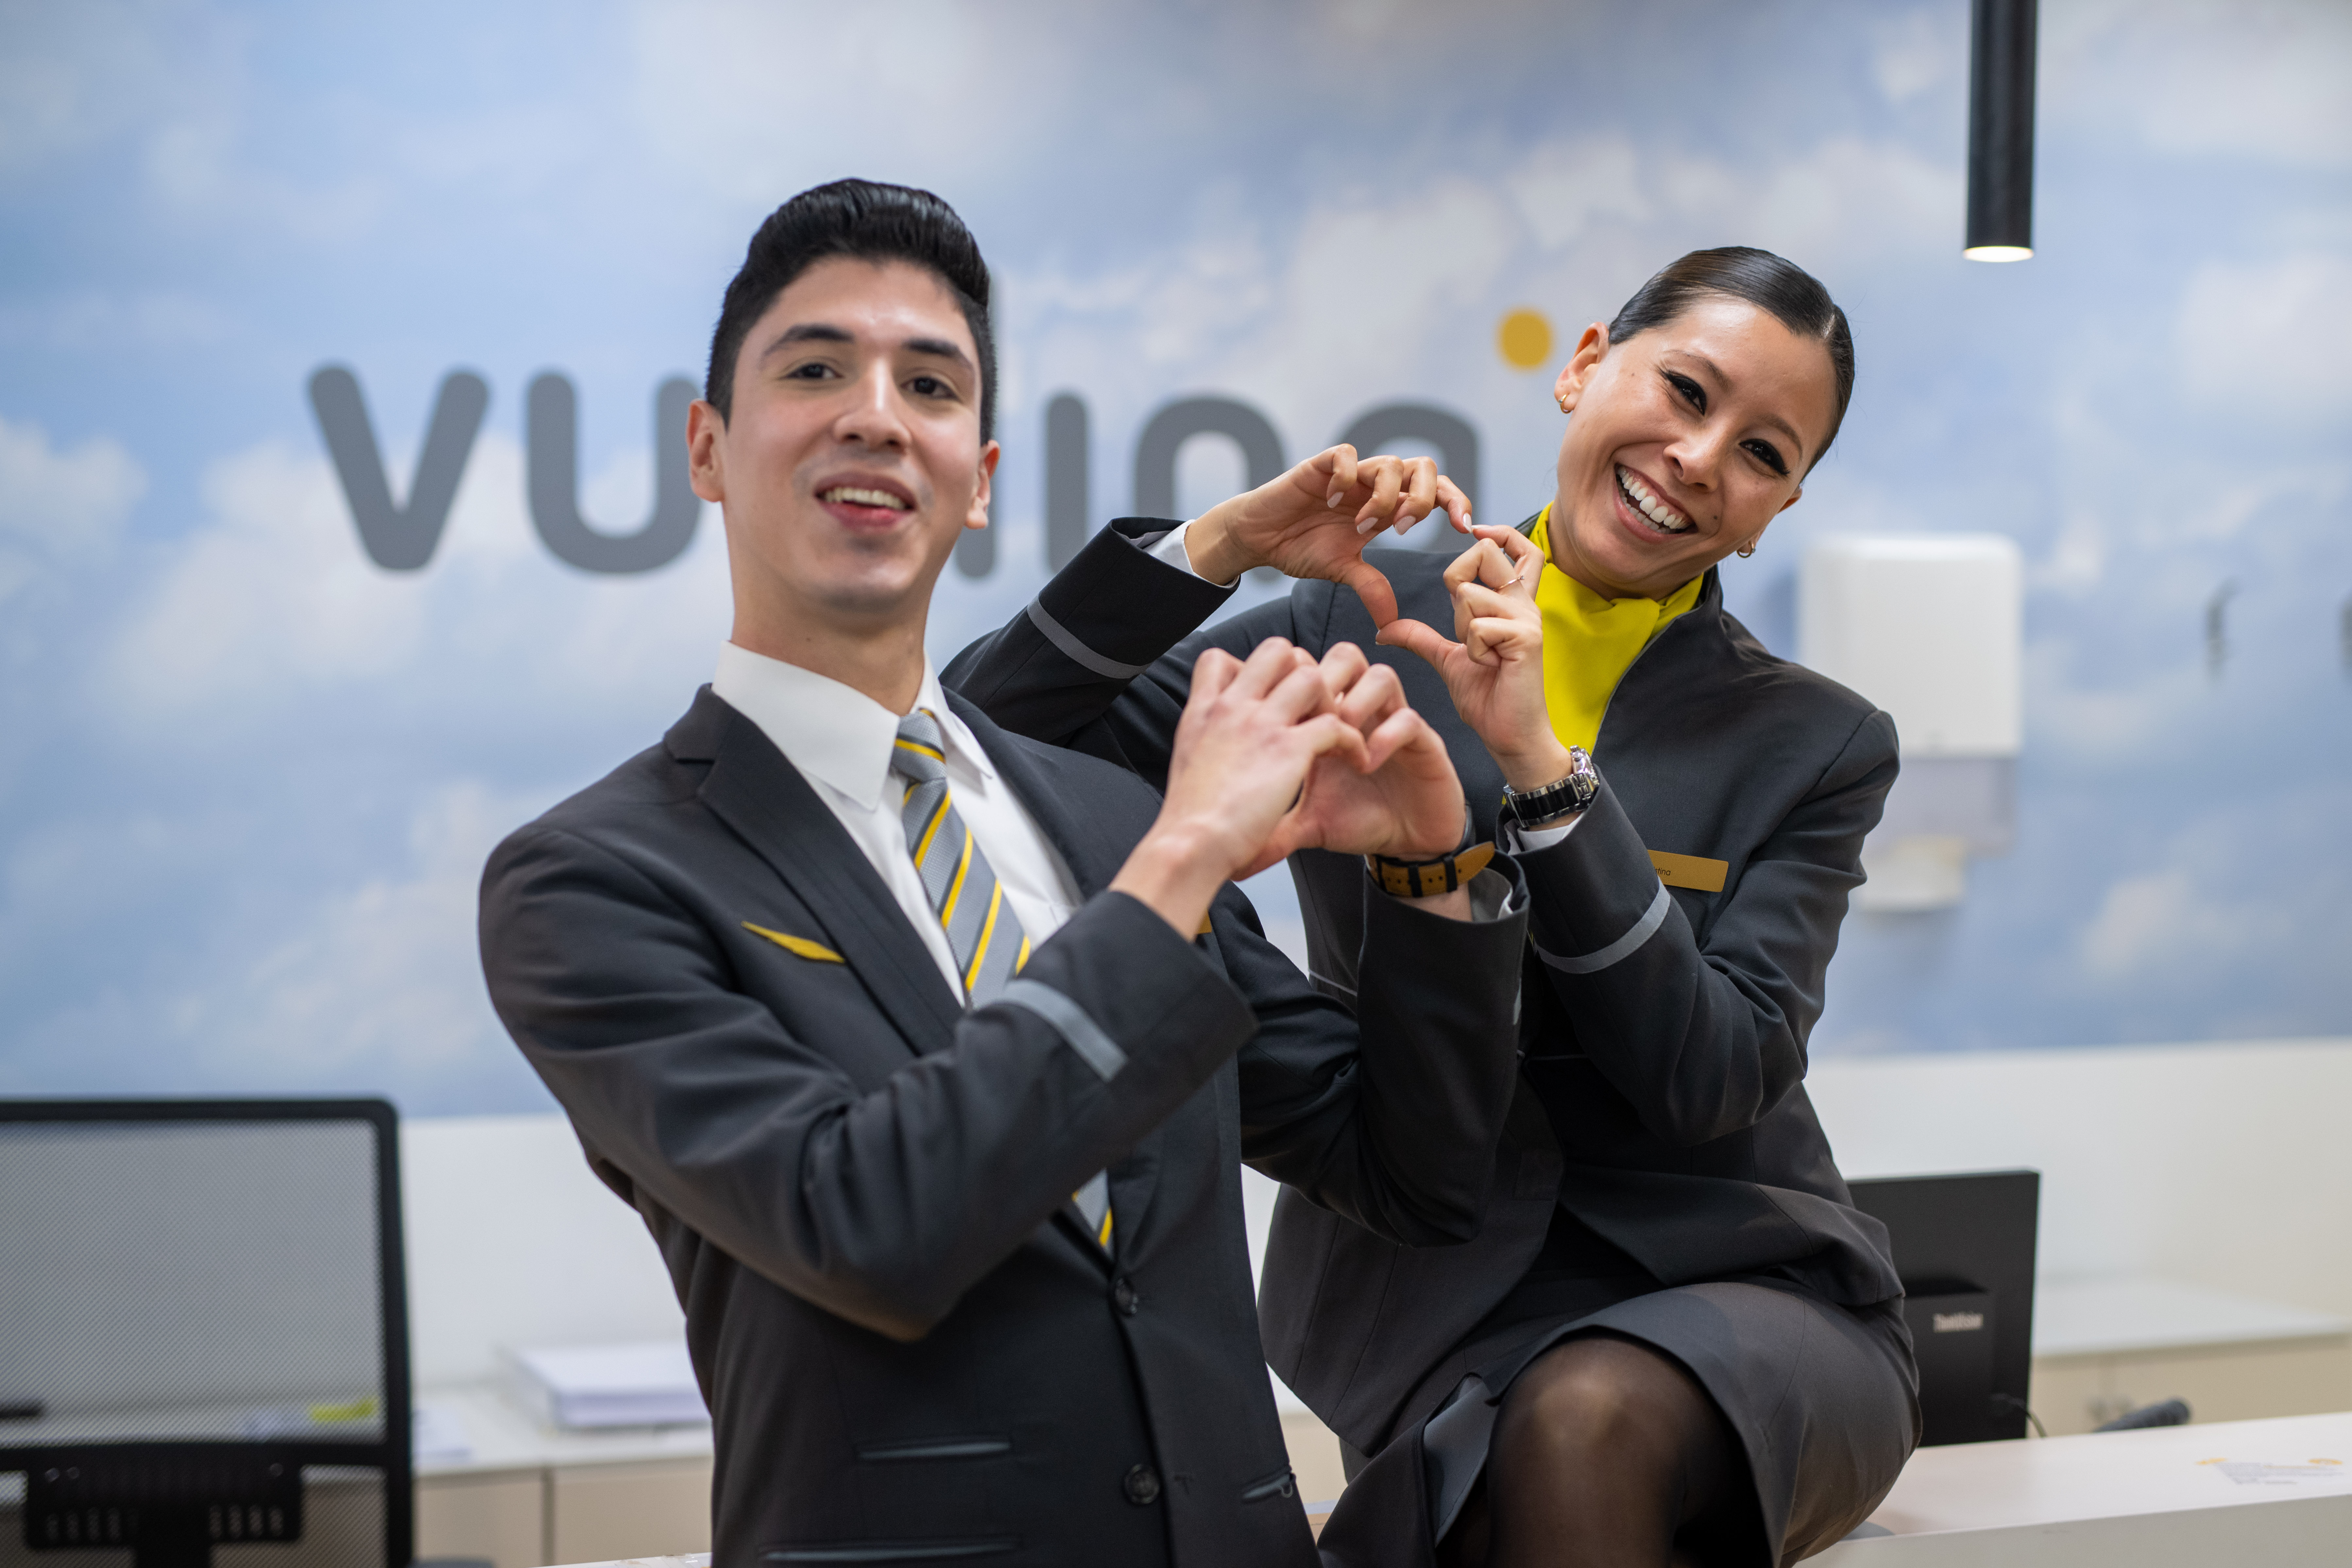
[1798,535,2023,912]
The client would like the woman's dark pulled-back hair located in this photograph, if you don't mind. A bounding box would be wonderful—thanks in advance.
[1607,246,1854,471]
[705,178,996,440]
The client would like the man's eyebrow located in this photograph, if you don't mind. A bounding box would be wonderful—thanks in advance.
[756,324,974,372]
[760,323,852,359]
[902,336,972,368]
[1668,350,1807,461]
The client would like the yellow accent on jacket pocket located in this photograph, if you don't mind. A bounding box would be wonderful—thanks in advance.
[1647,851,1729,893]
[742,923,844,963]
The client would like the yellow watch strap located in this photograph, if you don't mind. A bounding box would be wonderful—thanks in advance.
[1367,842,1496,898]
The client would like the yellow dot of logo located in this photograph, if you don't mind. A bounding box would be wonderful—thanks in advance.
[1497,308,1554,371]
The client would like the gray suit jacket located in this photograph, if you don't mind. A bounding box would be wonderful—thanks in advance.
[479,685,1529,1565]
[947,520,1907,1452]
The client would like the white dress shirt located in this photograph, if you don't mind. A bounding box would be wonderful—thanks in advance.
[712,643,1084,998]
[1147,519,1580,853]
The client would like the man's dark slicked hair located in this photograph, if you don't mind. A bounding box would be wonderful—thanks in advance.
[705,179,996,440]
[1608,246,1855,473]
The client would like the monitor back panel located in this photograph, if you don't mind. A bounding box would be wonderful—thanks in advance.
[1849,1169,2040,1443]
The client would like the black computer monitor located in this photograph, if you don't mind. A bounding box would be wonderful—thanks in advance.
[1847,1169,2039,1446]
[0,1099,414,1568]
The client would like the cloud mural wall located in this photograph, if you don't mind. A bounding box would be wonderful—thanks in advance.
[1,0,2346,1113]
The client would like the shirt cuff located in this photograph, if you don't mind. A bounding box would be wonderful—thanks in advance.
[1469,865,1523,920]
[1143,519,1239,587]
[1503,811,1586,855]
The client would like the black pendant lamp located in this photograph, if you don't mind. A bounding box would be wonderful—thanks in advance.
[1965,0,2037,261]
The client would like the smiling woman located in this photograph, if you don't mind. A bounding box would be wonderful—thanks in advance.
[1542,247,1852,601]
[948,247,1916,1568]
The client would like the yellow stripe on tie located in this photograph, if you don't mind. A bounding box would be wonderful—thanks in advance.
[1014,935,1030,973]
[742,923,844,963]
[893,737,945,762]
[939,829,975,925]
[912,792,951,866]
[1097,1208,1114,1249]
[965,883,1004,991]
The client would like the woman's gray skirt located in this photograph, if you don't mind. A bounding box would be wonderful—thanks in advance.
[1313,1274,1919,1567]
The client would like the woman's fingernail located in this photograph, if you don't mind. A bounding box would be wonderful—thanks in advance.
[1328,490,1344,507]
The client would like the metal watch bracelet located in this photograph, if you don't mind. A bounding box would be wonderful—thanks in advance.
[1500,746,1599,831]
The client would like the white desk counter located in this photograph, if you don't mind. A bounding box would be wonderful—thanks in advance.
[2029,1278,2352,1434]
[1813,1410,2352,1565]
[413,1305,2352,1566]
[2034,1278,2350,1360]
[540,1415,2352,1568]
[417,1384,712,1478]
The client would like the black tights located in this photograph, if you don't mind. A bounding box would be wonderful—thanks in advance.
[1435,1333,1763,1568]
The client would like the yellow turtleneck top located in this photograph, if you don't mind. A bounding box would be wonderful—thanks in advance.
[1527,504,1704,755]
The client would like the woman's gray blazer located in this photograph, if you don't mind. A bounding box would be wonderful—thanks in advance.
[947,518,1910,1454]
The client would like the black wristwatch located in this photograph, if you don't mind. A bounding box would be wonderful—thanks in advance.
[1500,746,1599,831]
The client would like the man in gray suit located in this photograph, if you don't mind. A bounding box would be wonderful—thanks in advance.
[479,179,1531,1567]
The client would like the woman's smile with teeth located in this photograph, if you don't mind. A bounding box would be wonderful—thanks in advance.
[1616,465,1693,535]
[820,485,910,510]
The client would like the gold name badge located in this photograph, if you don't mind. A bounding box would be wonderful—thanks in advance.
[1648,850,1729,893]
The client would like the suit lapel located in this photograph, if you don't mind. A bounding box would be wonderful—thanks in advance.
[682,688,1175,1252]
[946,692,1129,897]
[676,688,965,1055]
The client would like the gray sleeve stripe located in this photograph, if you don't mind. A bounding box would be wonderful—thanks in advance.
[992,978,1129,1082]
[1534,882,1671,976]
[1024,598,1151,680]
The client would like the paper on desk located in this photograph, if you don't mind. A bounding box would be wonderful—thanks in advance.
[2199,1455,2348,1490]
[413,1401,472,1463]
[505,1339,709,1429]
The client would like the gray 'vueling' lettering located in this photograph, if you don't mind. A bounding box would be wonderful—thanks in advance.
[310,365,1476,580]
[527,373,702,574]
[308,366,489,571]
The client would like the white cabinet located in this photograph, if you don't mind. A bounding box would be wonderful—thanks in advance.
[414,1385,713,1567]
[417,1470,547,1568]
[547,1459,709,1565]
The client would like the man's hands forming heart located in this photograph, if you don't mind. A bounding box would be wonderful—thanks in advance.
[1109,636,1470,939]
[1283,642,1465,872]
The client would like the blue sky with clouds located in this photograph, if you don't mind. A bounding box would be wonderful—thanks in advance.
[1,0,2346,1114]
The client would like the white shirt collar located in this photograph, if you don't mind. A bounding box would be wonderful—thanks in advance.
[711,643,990,810]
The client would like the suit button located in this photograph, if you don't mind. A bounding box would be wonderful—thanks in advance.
[1123,1464,1162,1505]
[1112,1278,1139,1316]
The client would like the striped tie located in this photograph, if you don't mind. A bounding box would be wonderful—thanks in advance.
[891,710,1112,1252]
